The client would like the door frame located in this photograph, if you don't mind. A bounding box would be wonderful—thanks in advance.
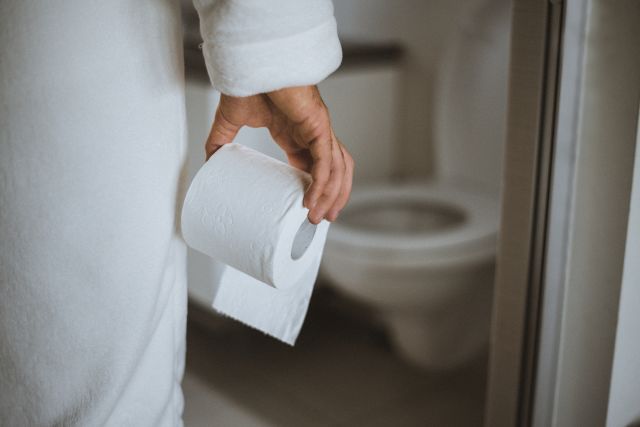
[485,0,640,425]
[484,0,565,425]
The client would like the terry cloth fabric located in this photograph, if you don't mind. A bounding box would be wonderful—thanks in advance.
[0,0,341,425]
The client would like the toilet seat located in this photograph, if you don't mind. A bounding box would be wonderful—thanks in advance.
[326,181,499,267]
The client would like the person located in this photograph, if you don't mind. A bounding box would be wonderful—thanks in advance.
[0,0,353,425]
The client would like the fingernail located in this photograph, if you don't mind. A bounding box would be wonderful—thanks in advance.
[327,210,338,222]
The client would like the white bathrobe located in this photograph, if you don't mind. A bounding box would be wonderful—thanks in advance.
[0,1,341,425]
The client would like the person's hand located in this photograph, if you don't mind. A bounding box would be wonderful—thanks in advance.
[205,85,354,224]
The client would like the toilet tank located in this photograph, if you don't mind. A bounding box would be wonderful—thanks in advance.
[433,0,512,195]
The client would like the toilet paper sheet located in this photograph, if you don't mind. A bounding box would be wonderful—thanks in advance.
[181,144,329,344]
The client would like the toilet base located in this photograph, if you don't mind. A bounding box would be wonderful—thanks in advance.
[383,279,493,370]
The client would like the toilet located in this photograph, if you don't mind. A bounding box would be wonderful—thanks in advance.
[322,182,497,369]
[320,0,511,370]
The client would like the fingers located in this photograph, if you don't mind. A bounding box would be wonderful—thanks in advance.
[287,101,334,212]
[327,142,354,221]
[303,132,333,216]
[267,85,354,223]
[205,106,240,160]
[307,136,354,224]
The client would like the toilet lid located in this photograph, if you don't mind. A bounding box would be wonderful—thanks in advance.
[327,182,499,266]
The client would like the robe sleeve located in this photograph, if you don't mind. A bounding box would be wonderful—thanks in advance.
[192,0,342,96]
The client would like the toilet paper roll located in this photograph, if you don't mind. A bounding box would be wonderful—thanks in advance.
[181,143,330,344]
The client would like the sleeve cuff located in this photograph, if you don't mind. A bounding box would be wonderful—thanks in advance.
[200,18,342,97]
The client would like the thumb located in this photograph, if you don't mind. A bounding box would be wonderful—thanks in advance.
[205,107,240,159]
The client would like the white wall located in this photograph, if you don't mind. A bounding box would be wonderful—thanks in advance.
[607,107,640,427]
[433,0,511,194]
[333,0,483,178]
[320,67,402,183]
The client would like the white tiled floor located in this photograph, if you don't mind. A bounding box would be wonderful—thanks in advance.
[182,288,487,427]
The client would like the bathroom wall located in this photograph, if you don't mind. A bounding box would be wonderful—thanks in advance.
[432,0,511,194]
[333,0,484,179]
[321,66,402,182]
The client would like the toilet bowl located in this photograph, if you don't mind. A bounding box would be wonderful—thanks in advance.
[321,181,498,369]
